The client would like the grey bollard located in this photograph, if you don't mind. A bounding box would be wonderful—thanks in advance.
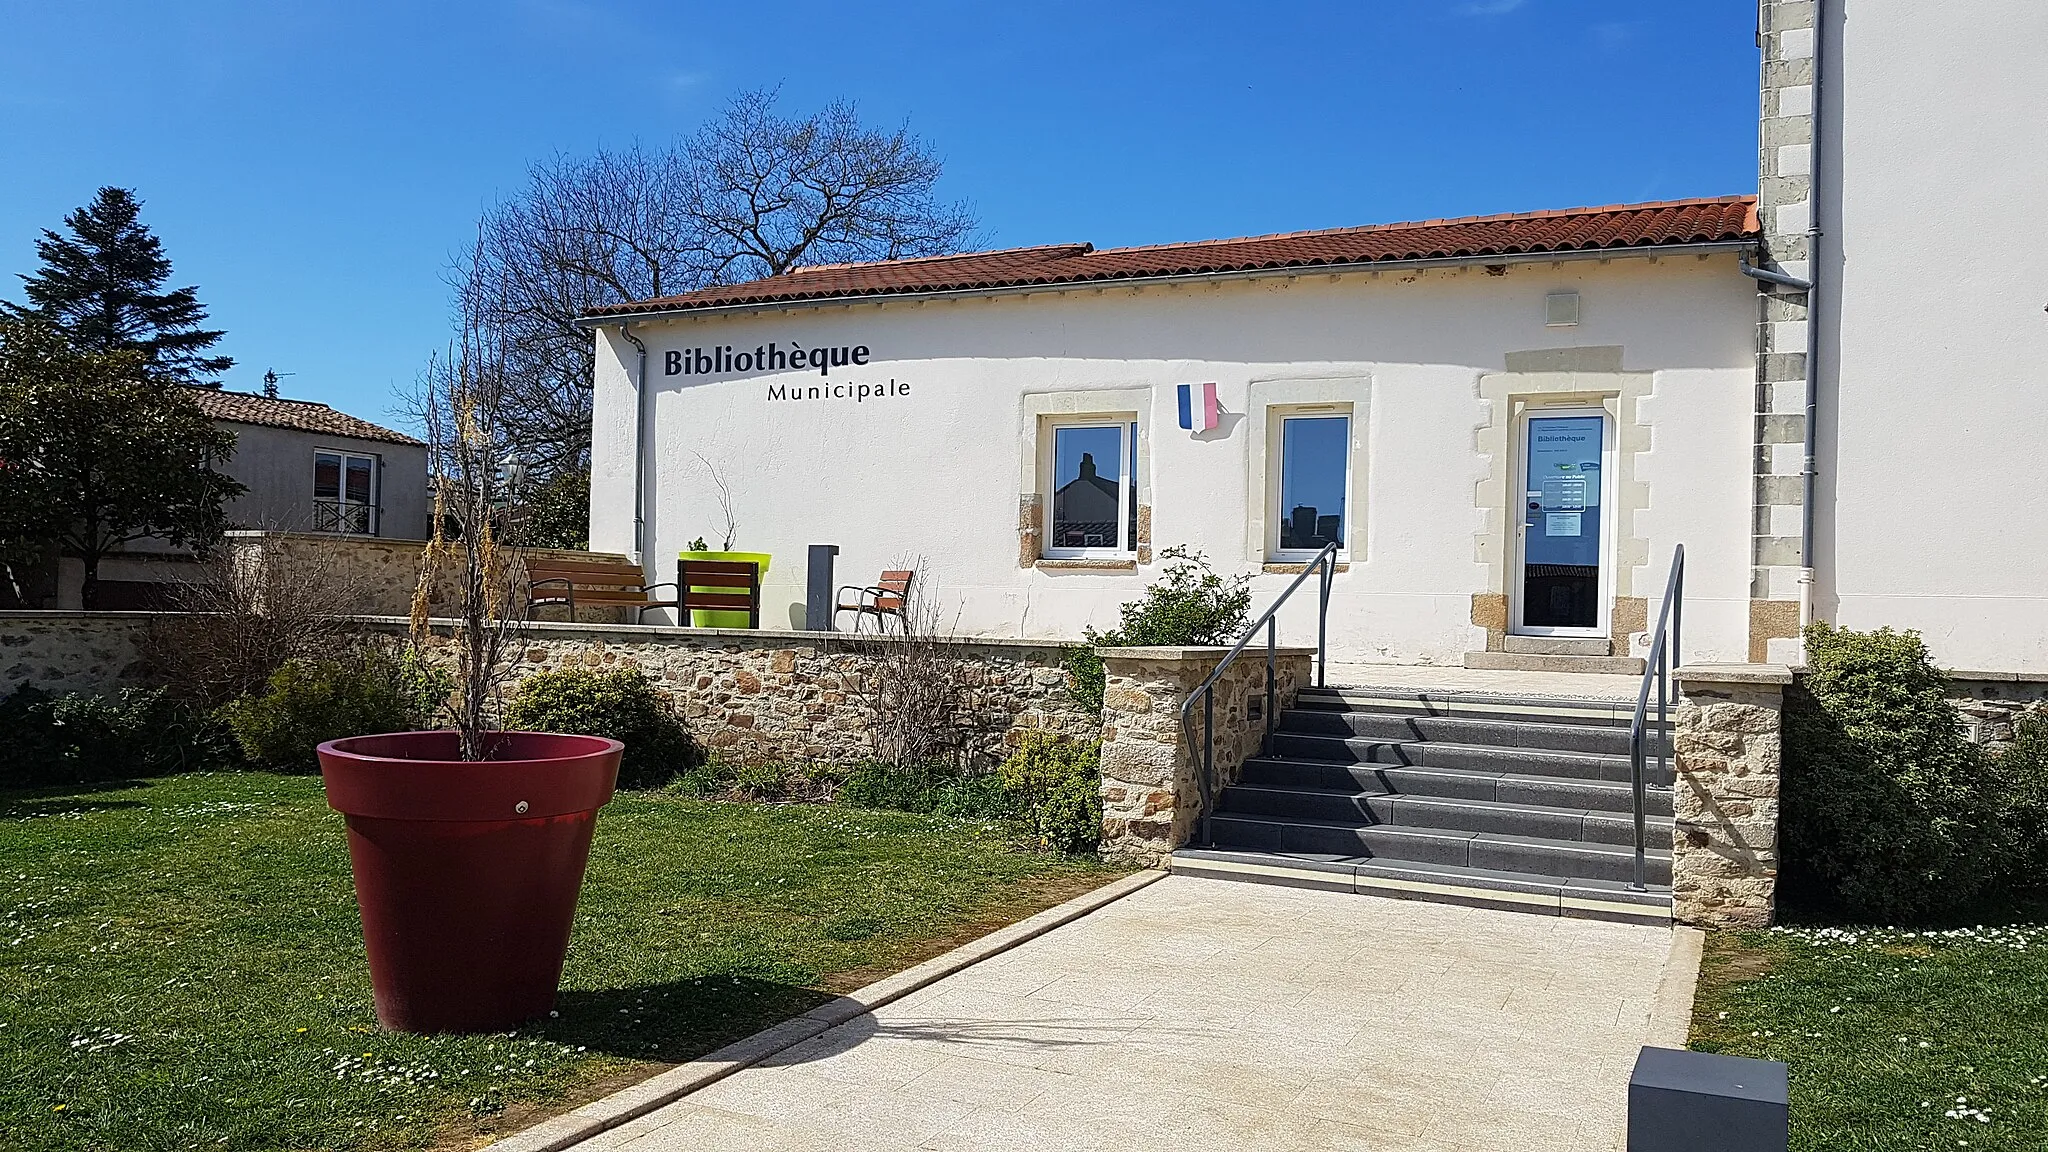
[805,544,840,631]
[1628,1046,1788,1151]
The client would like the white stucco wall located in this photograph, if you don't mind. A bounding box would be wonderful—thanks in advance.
[1816,1,2048,672]
[591,255,1757,665]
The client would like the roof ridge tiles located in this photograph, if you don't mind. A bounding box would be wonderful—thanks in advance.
[1086,195,1757,257]
[584,195,1759,319]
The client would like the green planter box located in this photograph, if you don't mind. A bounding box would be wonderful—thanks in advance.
[678,551,770,628]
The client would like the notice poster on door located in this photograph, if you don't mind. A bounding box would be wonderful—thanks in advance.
[1525,416,1604,569]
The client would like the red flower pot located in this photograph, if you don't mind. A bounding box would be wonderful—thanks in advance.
[317,730,622,1034]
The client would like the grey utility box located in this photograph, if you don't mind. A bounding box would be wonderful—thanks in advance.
[804,544,840,631]
[1628,1046,1788,1152]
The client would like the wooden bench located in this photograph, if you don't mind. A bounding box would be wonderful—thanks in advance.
[677,558,762,629]
[525,556,677,622]
[835,569,915,633]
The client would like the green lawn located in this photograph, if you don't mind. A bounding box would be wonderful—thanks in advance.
[1691,912,2048,1150]
[0,772,1119,1152]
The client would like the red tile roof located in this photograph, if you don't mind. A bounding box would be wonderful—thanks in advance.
[181,387,422,446]
[588,196,1758,318]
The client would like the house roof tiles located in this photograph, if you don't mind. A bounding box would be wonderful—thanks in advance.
[586,196,1759,319]
[181,387,422,446]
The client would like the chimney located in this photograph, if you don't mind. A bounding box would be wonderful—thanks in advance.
[1079,452,1097,481]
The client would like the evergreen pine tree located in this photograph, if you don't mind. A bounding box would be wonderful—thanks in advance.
[4,187,232,385]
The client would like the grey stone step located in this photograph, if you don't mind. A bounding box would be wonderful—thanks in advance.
[1237,757,1673,816]
[1296,685,1636,728]
[1279,707,1641,755]
[1463,651,1646,676]
[1217,784,1669,846]
[1206,813,1672,886]
[1269,731,1640,783]
[1169,847,1672,925]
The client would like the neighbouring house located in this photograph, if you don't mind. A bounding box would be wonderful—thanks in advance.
[180,388,430,541]
[37,388,429,608]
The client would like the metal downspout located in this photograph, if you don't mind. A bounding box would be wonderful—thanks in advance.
[618,321,650,565]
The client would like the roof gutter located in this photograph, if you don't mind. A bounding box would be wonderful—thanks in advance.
[573,239,1757,329]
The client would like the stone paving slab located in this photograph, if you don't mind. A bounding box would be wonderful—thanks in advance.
[1324,662,1643,700]
[578,876,1692,1152]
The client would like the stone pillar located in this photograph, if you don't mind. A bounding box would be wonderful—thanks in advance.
[1671,664,1792,929]
[1095,644,1314,867]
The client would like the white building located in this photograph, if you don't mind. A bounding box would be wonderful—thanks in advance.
[584,0,2048,683]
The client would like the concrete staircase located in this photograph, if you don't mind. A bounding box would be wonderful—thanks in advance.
[1170,683,1674,924]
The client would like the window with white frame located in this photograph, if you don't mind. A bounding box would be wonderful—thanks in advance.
[1272,411,1351,556]
[1045,419,1139,557]
[313,450,378,535]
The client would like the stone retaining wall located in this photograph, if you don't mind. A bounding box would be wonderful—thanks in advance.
[372,619,1099,769]
[1949,676,2048,752]
[1671,664,1790,929]
[0,612,155,695]
[1096,645,1313,867]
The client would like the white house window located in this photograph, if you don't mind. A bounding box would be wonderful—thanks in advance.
[1275,413,1350,555]
[314,450,378,535]
[1046,420,1138,557]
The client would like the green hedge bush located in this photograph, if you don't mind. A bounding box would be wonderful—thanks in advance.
[502,667,698,788]
[838,733,1102,854]
[1064,546,1252,710]
[220,648,450,773]
[1992,711,2048,877]
[997,732,1104,854]
[0,686,232,787]
[1782,622,2006,920]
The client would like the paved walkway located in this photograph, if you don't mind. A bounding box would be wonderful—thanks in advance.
[572,877,1693,1152]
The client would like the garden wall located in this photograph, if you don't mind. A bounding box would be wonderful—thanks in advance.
[223,532,637,623]
[380,618,1099,768]
[0,612,154,695]
[1097,645,1314,867]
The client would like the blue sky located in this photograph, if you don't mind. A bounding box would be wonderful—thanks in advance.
[0,1,1758,427]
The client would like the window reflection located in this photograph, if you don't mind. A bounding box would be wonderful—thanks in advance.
[1051,424,1127,552]
[1279,415,1349,552]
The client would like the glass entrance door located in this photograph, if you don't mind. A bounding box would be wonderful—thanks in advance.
[1514,411,1607,634]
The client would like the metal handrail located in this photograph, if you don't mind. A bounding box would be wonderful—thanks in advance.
[1180,542,1341,847]
[1627,544,1684,891]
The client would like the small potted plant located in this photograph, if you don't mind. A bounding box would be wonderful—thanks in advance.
[316,304,621,1034]
[677,452,769,627]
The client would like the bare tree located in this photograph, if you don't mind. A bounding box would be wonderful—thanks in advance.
[141,534,374,709]
[456,89,977,475]
[691,452,738,551]
[685,90,978,282]
[461,146,710,477]
[413,255,526,760]
[844,563,1004,772]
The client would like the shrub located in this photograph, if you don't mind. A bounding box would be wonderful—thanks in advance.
[1991,710,2048,876]
[220,647,450,773]
[1067,546,1252,711]
[838,734,1102,854]
[997,732,1104,854]
[1782,622,2006,921]
[0,686,232,787]
[502,667,698,789]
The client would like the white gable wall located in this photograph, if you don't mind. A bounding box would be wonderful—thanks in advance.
[1818,0,2048,672]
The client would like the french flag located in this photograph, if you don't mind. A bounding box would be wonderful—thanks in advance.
[1177,382,1219,432]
